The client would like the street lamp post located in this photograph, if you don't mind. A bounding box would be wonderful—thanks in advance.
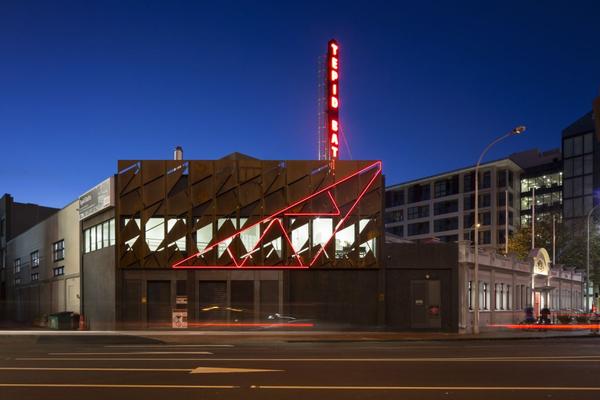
[586,204,600,313]
[473,125,526,334]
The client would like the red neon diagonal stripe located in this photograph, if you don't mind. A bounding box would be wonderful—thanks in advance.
[309,161,381,266]
[172,161,381,269]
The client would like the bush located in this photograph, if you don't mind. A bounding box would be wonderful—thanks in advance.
[575,315,589,324]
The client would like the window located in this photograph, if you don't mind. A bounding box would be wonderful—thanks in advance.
[463,172,475,192]
[14,277,21,285]
[384,209,404,223]
[434,217,458,232]
[407,205,429,220]
[433,175,459,198]
[31,272,39,281]
[497,170,507,188]
[385,189,404,207]
[564,137,573,158]
[468,281,473,310]
[506,285,511,310]
[495,283,504,310]
[145,218,164,251]
[407,222,429,236]
[497,211,513,225]
[497,192,513,207]
[53,266,64,277]
[407,183,430,203]
[481,171,491,189]
[84,219,116,254]
[53,240,65,261]
[479,230,491,244]
[389,225,404,237]
[434,200,458,216]
[30,251,39,268]
[480,282,490,310]
[335,224,355,259]
[312,218,333,248]
[14,258,21,273]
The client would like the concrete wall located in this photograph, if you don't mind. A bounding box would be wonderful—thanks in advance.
[285,269,381,327]
[5,201,80,323]
[385,243,460,332]
[81,208,116,330]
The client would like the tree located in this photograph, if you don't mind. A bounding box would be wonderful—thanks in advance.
[508,214,600,282]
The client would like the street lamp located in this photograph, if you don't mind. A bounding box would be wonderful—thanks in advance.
[586,204,600,313]
[473,125,526,334]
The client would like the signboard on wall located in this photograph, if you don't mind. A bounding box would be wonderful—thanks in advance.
[79,176,114,220]
[326,39,340,162]
[172,310,188,328]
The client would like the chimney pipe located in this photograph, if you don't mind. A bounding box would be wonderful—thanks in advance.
[174,146,183,161]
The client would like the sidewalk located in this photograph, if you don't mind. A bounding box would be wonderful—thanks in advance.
[1,327,598,344]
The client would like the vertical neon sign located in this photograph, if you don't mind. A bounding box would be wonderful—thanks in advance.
[327,39,340,163]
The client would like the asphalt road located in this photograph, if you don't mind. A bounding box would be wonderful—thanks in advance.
[2,335,600,399]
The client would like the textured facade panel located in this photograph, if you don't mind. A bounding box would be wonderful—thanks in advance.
[117,159,383,269]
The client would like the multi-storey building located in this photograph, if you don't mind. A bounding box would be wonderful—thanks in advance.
[562,96,600,225]
[385,158,521,249]
[4,200,81,323]
[0,194,58,321]
[510,148,563,226]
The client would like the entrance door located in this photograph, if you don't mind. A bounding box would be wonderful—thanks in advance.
[147,281,171,327]
[534,292,541,318]
[410,280,442,329]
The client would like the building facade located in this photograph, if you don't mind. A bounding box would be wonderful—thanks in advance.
[0,194,58,322]
[4,201,80,323]
[510,148,563,226]
[79,155,384,329]
[384,158,521,250]
[561,95,600,225]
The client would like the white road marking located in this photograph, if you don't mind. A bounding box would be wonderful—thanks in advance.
[48,352,213,355]
[16,356,600,362]
[190,367,282,374]
[254,385,600,391]
[0,366,283,374]
[0,383,237,389]
[104,344,234,348]
[0,367,191,372]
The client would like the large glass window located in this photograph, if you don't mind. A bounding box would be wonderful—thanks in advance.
[407,205,429,220]
[291,222,309,255]
[312,218,333,248]
[196,223,213,252]
[335,224,355,259]
[84,219,116,254]
[145,218,164,251]
[167,218,186,251]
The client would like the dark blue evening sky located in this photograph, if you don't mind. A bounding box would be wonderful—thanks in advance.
[1,0,599,207]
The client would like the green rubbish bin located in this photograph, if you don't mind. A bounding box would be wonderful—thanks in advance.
[48,312,78,330]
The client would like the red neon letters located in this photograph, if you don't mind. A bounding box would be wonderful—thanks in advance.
[327,39,340,160]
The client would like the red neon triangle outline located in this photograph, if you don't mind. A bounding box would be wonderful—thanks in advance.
[172,161,381,269]
[284,191,340,216]
[238,219,304,267]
